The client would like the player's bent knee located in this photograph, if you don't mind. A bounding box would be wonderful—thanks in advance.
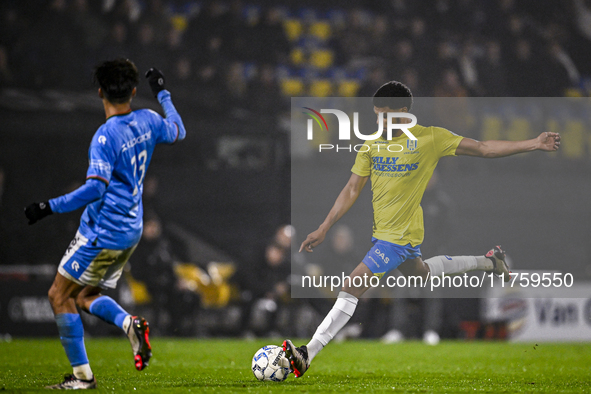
[341,283,368,298]
[417,262,430,279]
[74,294,86,310]
[48,285,67,308]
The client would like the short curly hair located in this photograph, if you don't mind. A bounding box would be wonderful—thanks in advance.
[93,58,139,104]
[372,81,413,111]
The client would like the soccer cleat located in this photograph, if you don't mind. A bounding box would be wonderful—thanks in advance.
[126,316,152,371]
[486,245,511,282]
[45,374,97,389]
[282,339,310,378]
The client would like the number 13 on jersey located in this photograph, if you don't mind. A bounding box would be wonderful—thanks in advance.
[131,149,147,196]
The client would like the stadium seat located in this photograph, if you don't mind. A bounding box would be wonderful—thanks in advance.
[481,115,503,141]
[171,15,188,31]
[290,47,306,66]
[506,118,531,141]
[124,272,152,305]
[562,120,585,159]
[337,80,361,97]
[174,263,235,308]
[284,19,303,41]
[564,88,584,97]
[309,21,331,41]
[280,78,304,96]
[309,79,333,97]
[297,7,319,22]
[309,49,334,69]
[327,8,347,28]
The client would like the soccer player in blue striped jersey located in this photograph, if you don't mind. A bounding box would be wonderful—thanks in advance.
[24,59,186,390]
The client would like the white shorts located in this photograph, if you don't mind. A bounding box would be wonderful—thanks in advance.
[58,231,138,289]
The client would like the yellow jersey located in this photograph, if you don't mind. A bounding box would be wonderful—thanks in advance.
[351,125,463,246]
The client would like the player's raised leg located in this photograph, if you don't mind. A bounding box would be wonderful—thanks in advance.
[78,287,152,371]
[46,273,97,389]
[74,246,152,371]
[419,245,511,282]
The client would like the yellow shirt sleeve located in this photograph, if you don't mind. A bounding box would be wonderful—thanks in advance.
[431,127,464,158]
[351,143,371,176]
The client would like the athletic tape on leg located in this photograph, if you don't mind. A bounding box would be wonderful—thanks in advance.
[424,256,445,277]
[425,255,478,277]
[334,291,358,316]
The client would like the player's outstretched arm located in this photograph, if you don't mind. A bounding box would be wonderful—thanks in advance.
[24,178,107,225]
[299,173,368,253]
[455,132,560,158]
[145,67,187,143]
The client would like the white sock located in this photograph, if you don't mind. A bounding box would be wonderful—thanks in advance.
[122,315,132,333]
[306,291,358,362]
[425,255,493,277]
[73,363,93,380]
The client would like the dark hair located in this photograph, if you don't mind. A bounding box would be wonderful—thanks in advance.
[93,58,139,104]
[372,81,413,111]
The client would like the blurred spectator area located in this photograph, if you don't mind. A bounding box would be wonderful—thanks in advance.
[2,1,591,269]
[1,0,591,267]
[1,0,591,101]
[0,99,290,267]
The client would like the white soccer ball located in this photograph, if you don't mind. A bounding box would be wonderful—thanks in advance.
[251,345,291,382]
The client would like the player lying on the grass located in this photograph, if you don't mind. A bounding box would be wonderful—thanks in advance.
[283,81,561,377]
[24,59,186,390]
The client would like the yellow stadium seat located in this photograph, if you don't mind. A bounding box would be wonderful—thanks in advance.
[506,117,531,141]
[481,115,503,141]
[280,78,304,96]
[290,47,305,66]
[309,49,334,69]
[338,80,361,97]
[284,19,303,41]
[124,272,152,305]
[174,263,236,309]
[309,79,333,97]
[171,15,188,32]
[564,88,583,97]
[309,21,331,40]
[562,120,585,159]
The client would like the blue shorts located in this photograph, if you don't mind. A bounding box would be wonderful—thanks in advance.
[58,230,137,289]
[361,238,422,278]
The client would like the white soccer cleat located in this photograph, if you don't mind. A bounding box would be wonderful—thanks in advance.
[45,374,97,390]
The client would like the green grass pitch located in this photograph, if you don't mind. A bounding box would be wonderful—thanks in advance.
[1,338,590,392]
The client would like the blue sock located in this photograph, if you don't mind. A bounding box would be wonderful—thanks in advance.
[88,296,130,330]
[55,314,89,367]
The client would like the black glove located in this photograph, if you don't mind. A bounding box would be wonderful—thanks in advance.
[145,67,166,97]
[25,201,53,225]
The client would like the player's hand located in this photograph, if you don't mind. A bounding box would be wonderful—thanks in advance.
[537,132,561,152]
[145,67,166,97]
[24,201,52,225]
[299,228,326,253]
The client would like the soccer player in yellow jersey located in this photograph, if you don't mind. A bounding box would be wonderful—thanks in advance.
[283,81,561,377]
